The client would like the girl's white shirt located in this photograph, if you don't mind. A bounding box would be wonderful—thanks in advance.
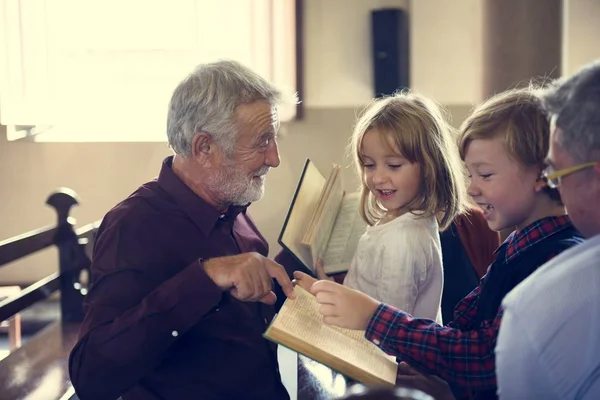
[343,212,443,324]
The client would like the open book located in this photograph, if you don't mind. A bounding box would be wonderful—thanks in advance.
[278,159,367,274]
[264,286,398,387]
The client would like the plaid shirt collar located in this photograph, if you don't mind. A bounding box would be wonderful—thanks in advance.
[495,215,573,263]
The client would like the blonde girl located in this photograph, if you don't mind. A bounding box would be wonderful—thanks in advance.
[310,91,467,323]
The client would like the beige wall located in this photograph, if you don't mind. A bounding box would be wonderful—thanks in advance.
[410,0,483,105]
[563,0,600,75]
[1,0,599,284]
[304,0,482,107]
[305,0,600,108]
[304,0,408,108]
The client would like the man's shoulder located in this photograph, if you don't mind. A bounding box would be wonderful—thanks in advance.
[504,236,600,319]
[98,180,179,236]
[502,237,600,392]
[91,180,196,268]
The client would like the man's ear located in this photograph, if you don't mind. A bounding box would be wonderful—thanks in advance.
[534,174,547,192]
[191,132,213,164]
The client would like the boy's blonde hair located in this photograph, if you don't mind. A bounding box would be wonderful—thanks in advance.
[350,92,467,229]
[458,87,561,202]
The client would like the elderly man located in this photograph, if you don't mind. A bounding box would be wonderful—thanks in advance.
[69,60,295,400]
[495,60,600,399]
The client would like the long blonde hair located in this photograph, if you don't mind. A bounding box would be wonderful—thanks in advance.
[350,91,467,229]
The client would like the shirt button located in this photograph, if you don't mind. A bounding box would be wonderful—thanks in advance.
[172,330,179,337]
[372,339,380,345]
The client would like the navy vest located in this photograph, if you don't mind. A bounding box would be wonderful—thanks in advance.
[473,224,584,400]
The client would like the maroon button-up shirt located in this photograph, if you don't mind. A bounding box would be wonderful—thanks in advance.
[69,156,290,400]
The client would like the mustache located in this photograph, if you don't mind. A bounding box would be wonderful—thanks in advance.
[254,167,271,176]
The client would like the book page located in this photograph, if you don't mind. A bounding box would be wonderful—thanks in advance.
[302,164,338,245]
[306,166,344,263]
[278,160,326,271]
[268,286,397,386]
[322,192,367,272]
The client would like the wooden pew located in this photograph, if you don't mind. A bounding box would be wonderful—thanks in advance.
[0,189,99,400]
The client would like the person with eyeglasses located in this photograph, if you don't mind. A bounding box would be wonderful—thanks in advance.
[542,161,598,189]
[496,60,600,399]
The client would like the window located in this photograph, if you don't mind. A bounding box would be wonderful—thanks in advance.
[0,0,298,142]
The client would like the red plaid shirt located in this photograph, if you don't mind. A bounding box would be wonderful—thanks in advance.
[365,215,573,390]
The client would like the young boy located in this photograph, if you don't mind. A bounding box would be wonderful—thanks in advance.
[296,88,584,399]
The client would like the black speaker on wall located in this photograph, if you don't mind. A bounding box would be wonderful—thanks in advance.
[371,8,409,98]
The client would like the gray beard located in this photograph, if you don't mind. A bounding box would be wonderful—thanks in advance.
[207,163,268,206]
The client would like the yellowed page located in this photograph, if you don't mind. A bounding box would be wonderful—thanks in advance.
[269,286,397,385]
[279,160,326,270]
[306,166,344,263]
[322,192,367,273]
[302,164,338,245]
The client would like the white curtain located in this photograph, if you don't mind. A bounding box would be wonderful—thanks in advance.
[0,0,297,142]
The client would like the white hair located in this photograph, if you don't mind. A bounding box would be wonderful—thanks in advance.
[167,60,283,156]
[540,59,600,163]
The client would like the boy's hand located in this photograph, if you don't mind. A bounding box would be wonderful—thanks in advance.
[310,280,380,330]
[315,258,334,281]
[293,271,318,292]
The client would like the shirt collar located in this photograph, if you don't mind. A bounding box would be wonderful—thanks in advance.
[495,215,573,263]
[156,156,248,236]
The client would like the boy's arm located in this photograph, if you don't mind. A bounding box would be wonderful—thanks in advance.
[365,303,502,390]
[447,282,483,330]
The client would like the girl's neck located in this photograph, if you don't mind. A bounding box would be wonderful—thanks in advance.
[379,208,409,225]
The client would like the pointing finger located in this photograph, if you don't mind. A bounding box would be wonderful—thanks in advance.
[266,260,295,300]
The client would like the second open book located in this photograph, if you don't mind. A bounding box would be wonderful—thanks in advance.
[278,159,367,275]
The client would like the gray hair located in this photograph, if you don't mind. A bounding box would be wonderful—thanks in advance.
[540,60,600,163]
[167,60,282,156]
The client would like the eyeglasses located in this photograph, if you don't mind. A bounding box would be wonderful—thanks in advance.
[541,162,598,189]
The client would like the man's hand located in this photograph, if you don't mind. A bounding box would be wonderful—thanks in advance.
[396,362,456,400]
[203,252,295,305]
[310,280,380,330]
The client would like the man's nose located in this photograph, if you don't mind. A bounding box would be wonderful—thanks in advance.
[265,140,280,168]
